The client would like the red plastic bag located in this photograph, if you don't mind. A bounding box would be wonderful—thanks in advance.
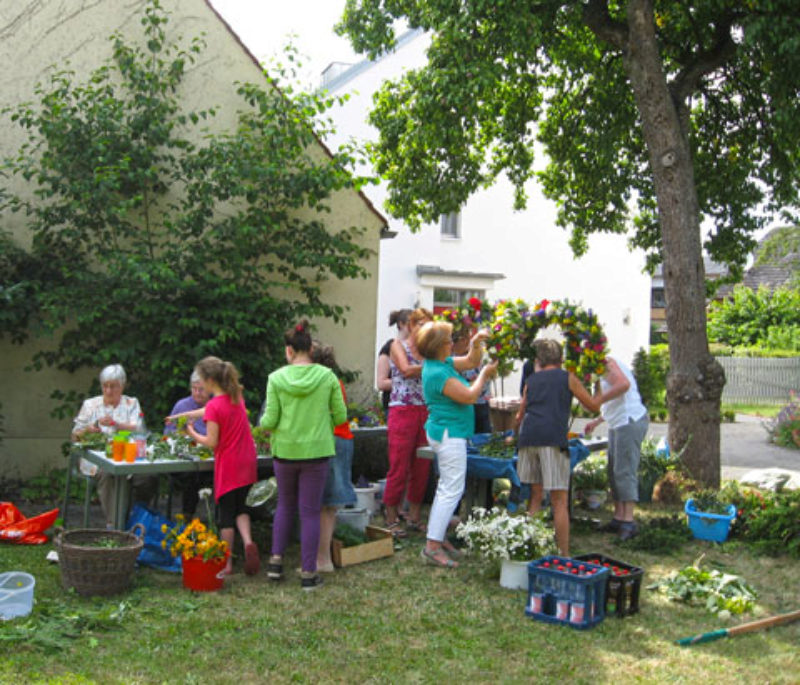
[0,502,59,544]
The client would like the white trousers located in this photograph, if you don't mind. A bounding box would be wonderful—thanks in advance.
[426,431,467,542]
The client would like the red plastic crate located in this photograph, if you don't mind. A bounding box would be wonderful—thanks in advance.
[574,553,644,617]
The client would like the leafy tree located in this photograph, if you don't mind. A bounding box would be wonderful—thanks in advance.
[708,285,800,350]
[338,0,800,486]
[1,1,373,423]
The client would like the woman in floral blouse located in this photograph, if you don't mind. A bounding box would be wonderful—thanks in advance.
[72,364,154,527]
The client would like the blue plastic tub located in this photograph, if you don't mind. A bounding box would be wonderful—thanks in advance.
[684,499,736,543]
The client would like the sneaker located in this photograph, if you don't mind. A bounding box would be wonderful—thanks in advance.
[597,518,623,533]
[618,522,639,541]
[300,573,324,591]
[266,555,284,581]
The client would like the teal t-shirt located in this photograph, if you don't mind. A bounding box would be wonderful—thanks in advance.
[422,357,475,441]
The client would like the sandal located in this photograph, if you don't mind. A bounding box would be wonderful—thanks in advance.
[420,547,458,569]
[266,556,284,581]
[405,519,427,534]
[386,521,408,539]
[441,541,464,560]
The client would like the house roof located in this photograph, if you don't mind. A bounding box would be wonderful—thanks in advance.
[203,0,389,233]
[713,227,798,298]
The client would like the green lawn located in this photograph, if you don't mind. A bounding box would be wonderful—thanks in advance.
[1,506,798,684]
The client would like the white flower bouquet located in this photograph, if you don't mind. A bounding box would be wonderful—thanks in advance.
[455,507,557,562]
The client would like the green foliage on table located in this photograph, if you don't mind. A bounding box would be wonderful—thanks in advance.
[707,285,800,350]
[476,433,516,460]
[650,558,757,615]
[0,0,374,426]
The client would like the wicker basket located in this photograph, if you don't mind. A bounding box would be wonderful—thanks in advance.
[56,525,144,597]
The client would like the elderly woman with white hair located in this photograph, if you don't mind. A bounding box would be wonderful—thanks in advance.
[72,364,153,527]
[164,370,212,517]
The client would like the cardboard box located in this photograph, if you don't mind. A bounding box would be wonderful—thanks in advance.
[331,525,394,568]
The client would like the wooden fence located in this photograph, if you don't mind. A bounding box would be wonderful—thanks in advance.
[717,356,800,403]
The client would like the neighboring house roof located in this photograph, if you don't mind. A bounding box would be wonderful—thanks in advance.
[716,227,798,297]
[203,0,390,235]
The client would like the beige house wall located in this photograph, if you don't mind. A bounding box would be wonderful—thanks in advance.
[0,0,384,479]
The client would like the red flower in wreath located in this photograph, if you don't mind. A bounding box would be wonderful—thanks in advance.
[468,297,483,310]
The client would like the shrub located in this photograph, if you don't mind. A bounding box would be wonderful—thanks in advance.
[764,391,800,449]
[632,345,669,409]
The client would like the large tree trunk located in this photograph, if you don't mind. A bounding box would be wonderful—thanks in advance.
[622,0,724,487]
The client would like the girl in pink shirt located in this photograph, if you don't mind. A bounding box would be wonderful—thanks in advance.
[186,356,259,576]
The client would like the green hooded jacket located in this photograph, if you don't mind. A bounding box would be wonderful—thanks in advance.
[260,364,347,459]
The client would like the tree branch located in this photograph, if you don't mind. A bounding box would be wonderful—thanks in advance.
[582,0,628,51]
[669,18,739,105]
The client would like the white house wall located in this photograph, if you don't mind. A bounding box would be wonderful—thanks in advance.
[324,31,651,394]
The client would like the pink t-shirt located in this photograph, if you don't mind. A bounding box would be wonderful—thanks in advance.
[204,394,257,501]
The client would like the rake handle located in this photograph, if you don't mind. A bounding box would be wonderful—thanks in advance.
[676,609,800,647]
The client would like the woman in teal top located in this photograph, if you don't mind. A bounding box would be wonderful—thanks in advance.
[416,321,498,568]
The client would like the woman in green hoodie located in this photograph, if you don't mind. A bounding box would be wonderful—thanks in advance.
[261,320,347,591]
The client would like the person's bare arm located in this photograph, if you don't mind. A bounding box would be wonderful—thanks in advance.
[390,339,421,378]
[452,330,490,371]
[569,373,603,413]
[376,353,393,392]
[442,361,498,405]
[187,420,218,449]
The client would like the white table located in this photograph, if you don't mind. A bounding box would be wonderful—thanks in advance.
[63,447,272,530]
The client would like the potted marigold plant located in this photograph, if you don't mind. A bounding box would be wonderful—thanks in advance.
[162,489,230,591]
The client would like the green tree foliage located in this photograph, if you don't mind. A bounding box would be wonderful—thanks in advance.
[0,1,373,422]
[707,285,800,350]
[338,0,800,487]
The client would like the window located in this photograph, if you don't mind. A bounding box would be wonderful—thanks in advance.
[651,287,666,308]
[433,288,484,315]
[440,212,461,238]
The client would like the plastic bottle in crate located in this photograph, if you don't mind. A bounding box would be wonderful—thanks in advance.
[607,578,620,616]
[529,572,545,614]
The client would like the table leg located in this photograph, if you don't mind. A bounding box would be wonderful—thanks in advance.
[62,450,75,528]
[82,476,92,528]
[113,475,131,530]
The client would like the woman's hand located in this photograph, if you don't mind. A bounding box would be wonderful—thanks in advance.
[583,418,602,436]
[97,415,116,428]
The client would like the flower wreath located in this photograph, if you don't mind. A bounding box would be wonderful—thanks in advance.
[438,297,607,383]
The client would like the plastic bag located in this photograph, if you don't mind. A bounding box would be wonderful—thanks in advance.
[0,502,59,544]
[126,504,181,572]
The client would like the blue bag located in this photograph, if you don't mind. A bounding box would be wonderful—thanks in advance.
[126,503,182,572]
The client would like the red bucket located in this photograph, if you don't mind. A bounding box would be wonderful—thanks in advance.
[181,552,229,592]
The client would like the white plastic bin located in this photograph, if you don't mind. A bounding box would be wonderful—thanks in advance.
[354,483,380,515]
[336,507,370,533]
[0,572,35,620]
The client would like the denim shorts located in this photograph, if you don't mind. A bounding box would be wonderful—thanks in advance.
[321,437,357,507]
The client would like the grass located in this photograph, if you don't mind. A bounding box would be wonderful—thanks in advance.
[1,504,799,684]
[721,402,783,418]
